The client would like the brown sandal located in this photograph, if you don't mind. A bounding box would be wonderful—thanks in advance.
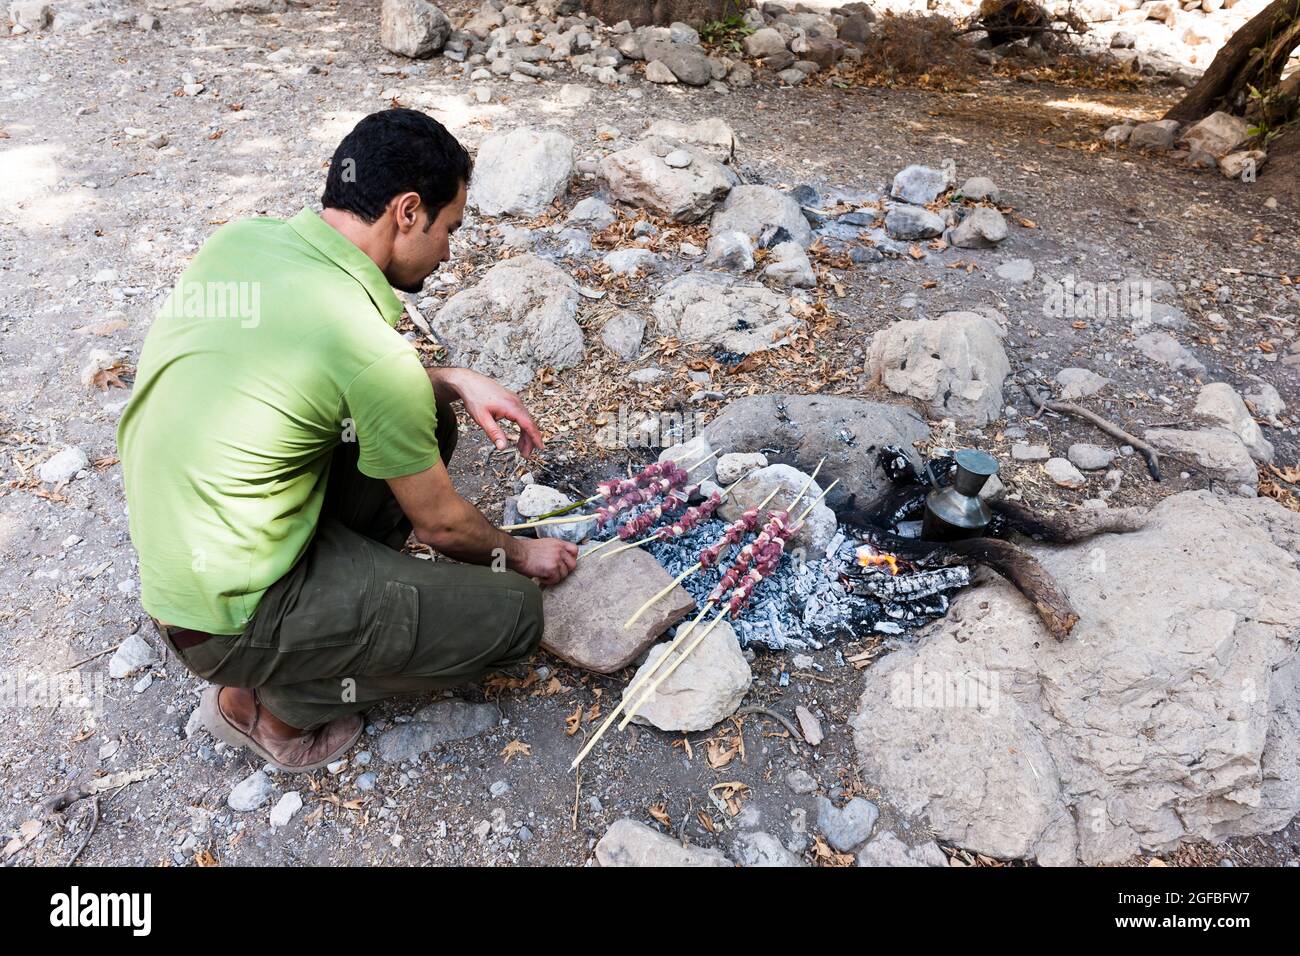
[200,686,362,773]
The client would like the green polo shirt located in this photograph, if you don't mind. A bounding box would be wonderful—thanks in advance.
[117,208,440,634]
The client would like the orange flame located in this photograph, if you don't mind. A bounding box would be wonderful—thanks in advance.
[855,545,901,576]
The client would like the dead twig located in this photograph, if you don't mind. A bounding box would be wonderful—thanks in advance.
[735,705,804,742]
[67,797,99,866]
[1020,380,1162,481]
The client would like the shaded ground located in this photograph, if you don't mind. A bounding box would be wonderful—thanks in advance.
[1,0,1296,867]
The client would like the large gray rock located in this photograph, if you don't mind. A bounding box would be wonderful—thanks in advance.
[623,617,751,732]
[884,205,944,241]
[699,394,931,512]
[650,272,799,354]
[867,311,1010,425]
[762,241,816,288]
[850,491,1300,865]
[596,819,731,866]
[1194,382,1274,464]
[379,0,452,58]
[890,164,951,205]
[543,545,696,674]
[743,26,787,57]
[434,255,583,390]
[378,699,500,761]
[600,136,734,223]
[8,1,51,30]
[1144,427,1258,488]
[468,127,574,217]
[710,185,812,247]
[716,463,836,555]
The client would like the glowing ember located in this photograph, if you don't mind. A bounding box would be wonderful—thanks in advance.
[856,545,901,576]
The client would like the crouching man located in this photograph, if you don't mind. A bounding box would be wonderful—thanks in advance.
[118,109,577,772]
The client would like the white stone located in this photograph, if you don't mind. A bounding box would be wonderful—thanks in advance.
[625,618,751,733]
[269,791,303,827]
[1194,382,1273,463]
[651,273,799,354]
[38,446,89,483]
[716,452,768,485]
[379,0,451,59]
[228,771,275,812]
[600,136,734,223]
[108,634,158,679]
[596,819,731,866]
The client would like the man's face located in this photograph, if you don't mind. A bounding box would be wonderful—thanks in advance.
[386,182,466,294]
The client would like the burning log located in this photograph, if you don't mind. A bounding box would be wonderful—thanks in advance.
[847,564,972,602]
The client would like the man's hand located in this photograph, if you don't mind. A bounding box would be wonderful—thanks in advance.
[513,537,578,587]
[429,367,544,458]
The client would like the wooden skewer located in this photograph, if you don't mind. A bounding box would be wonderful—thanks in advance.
[501,449,720,532]
[570,462,831,767]
[619,483,785,631]
[619,608,731,730]
[598,478,745,563]
[615,466,829,731]
[569,599,716,771]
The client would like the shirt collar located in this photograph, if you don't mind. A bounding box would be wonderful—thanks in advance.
[287,207,405,327]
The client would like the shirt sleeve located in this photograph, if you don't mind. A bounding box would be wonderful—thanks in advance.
[341,347,441,479]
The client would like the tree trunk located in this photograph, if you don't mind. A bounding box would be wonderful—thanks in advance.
[1165,0,1300,123]
[579,0,744,28]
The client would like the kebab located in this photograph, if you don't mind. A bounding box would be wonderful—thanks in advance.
[621,458,824,630]
[617,480,840,732]
[499,449,717,532]
[570,471,829,770]
[596,478,742,562]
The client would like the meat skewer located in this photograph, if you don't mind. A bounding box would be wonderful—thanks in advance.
[621,458,825,630]
[569,471,829,771]
[499,450,718,531]
[616,480,839,732]
[596,478,743,562]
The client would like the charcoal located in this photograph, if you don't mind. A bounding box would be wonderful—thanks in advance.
[850,566,971,601]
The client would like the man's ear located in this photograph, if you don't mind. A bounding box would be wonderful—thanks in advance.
[393,192,422,235]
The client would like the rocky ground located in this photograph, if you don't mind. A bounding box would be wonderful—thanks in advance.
[1,0,1298,867]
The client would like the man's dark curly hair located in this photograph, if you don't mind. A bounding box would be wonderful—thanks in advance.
[321,109,472,227]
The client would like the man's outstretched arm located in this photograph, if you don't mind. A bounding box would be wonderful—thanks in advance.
[387,460,577,586]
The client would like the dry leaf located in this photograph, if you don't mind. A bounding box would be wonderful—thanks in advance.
[564,704,582,736]
[500,739,532,763]
[194,849,219,867]
[648,803,670,827]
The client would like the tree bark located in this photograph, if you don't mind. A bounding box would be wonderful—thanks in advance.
[1165,0,1300,124]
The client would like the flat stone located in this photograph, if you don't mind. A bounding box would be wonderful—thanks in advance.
[377,700,499,762]
[600,309,645,360]
[38,446,89,484]
[795,705,824,745]
[1194,382,1273,463]
[1129,119,1180,150]
[269,791,303,827]
[1055,367,1108,399]
[650,272,798,354]
[600,136,734,223]
[785,769,817,794]
[959,176,999,202]
[950,206,1008,248]
[731,830,806,866]
[711,184,812,247]
[543,546,696,674]
[857,831,947,867]
[1134,331,1205,374]
[1012,443,1050,462]
[884,204,944,240]
[996,259,1035,284]
[595,819,731,866]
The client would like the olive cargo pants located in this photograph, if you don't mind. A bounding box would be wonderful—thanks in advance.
[166,402,544,730]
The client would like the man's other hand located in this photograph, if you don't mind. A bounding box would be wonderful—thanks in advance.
[515,537,578,586]
[435,367,545,458]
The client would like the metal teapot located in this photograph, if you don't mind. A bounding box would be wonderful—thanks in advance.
[921,449,999,541]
